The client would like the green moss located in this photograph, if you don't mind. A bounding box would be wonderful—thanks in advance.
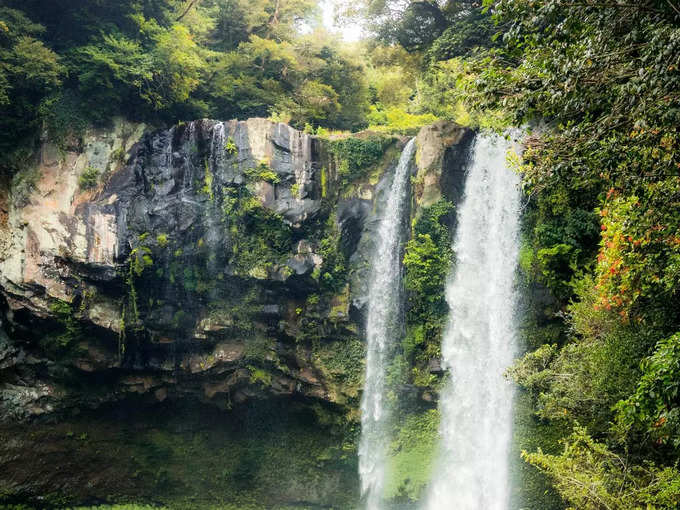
[156,233,168,247]
[47,299,82,350]
[320,167,327,198]
[171,310,188,329]
[315,213,347,293]
[243,334,272,362]
[178,265,212,294]
[203,292,260,333]
[202,158,214,199]
[248,366,273,387]
[130,246,153,277]
[312,337,365,400]
[220,187,292,275]
[368,144,401,187]
[385,409,440,502]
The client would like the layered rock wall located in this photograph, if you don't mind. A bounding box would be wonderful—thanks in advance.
[0,117,472,507]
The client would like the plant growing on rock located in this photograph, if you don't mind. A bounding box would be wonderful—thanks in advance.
[245,161,280,184]
[225,136,238,156]
[328,136,393,186]
[78,165,99,190]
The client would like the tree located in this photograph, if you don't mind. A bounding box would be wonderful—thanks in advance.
[0,0,372,169]
[0,7,63,163]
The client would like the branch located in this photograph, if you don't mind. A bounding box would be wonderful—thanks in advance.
[666,0,680,17]
[176,0,200,21]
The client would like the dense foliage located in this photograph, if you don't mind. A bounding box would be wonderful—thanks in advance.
[348,0,680,507]
[6,0,680,506]
[0,0,375,175]
[402,200,455,386]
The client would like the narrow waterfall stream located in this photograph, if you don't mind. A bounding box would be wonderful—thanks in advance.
[359,138,417,510]
[424,134,522,510]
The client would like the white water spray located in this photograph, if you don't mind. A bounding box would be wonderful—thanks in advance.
[359,138,417,510]
[424,134,522,510]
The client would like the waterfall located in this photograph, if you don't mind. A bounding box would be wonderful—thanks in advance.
[424,134,521,510]
[359,138,417,510]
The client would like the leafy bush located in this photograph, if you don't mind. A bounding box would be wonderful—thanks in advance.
[523,426,680,510]
[47,299,82,350]
[401,200,454,385]
[244,162,280,184]
[328,136,392,184]
[616,333,680,448]
[78,165,100,190]
[367,105,438,135]
[225,137,238,155]
[39,90,88,148]
[508,275,652,432]
[596,179,680,323]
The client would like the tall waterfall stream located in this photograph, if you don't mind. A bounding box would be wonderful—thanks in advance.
[424,134,522,510]
[359,138,417,510]
[359,134,520,510]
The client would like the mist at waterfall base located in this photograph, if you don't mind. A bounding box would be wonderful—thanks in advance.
[357,133,522,510]
[424,134,522,510]
[359,138,417,510]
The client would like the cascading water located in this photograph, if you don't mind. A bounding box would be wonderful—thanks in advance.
[424,134,522,510]
[359,138,417,510]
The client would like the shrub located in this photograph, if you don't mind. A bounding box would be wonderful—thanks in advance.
[328,136,392,184]
[523,426,680,510]
[225,137,238,156]
[615,333,680,447]
[367,105,438,135]
[244,162,280,183]
[79,165,99,190]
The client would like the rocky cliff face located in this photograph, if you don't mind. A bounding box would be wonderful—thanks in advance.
[0,117,472,507]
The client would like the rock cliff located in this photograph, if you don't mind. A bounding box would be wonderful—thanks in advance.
[0,118,472,507]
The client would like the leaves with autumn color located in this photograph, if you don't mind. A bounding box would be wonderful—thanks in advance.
[596,179,680,322]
